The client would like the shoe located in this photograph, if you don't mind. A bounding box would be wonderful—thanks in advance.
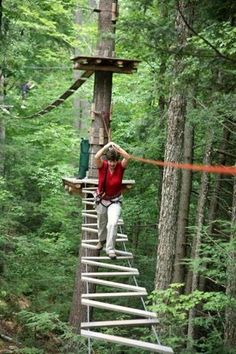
[108,251,116,260]
[95,240,105,251]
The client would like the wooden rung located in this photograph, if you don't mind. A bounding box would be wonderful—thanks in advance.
[81,226,98,233]
[81,330,174,354]
[82,188,96,192]
[81,318,159,328]
[82,213,123,224]
[82,223,97,226]
[82,213,97,219]
[82,238,128,243]
[82,271,138,277]
[82,186,97,190]
[82,198,94,201]
[81,259,137,272]
[115,250,133,256]
[82,201,94,205]
[82,291,147,299]
[81,299,157,318]
[82,209,97,212]
[82,255,133,260]
[82,243,98,250]
[82,276,145,292]
[82,227,127,238]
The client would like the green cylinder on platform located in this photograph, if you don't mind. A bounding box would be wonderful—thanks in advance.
[78,138,90,178]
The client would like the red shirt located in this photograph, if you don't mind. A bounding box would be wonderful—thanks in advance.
[98,160,125,198]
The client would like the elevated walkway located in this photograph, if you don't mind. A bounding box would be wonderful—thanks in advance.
[80,186,174,353]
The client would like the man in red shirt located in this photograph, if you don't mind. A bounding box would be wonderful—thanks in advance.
[94,142,130,259]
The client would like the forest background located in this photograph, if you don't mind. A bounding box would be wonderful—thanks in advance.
[0,0,236,353]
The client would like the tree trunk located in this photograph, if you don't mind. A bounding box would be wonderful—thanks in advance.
[0,70,5,177]
[73,1,96,137]
[224,176,236,348]
[155,0,193,290]
[88,0,116,178]
[0,0,5,177]
[186,129,213,348]
[198,124,230,292]
[172,122,193,285]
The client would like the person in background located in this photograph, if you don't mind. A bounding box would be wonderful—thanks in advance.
[94,142,130,259]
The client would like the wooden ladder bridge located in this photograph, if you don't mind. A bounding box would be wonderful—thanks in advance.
[63,178,174,354]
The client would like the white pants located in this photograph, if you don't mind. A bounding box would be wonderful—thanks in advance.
[96,199,122,253]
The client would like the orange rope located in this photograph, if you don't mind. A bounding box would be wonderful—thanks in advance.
[129,155,236,176]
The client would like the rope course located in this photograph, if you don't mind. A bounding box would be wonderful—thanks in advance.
[23,70,94,119]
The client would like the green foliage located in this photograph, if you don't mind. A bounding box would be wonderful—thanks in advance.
[17,310,87,353]
[148,284,233,353]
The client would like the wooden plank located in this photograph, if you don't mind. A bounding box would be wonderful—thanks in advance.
[82,271,138,277]
[82,227,127,238]
[82,276,145,292]
[82,238,128,243]
[82,291,147,299]
[82,201,94,205]
[81,330,174,354]
[82,243,98,250]
[82,209,97,213]
[82,213,98,219]
[73,63,135,74]
[82,299,157,318]
[82,255,133,260]
[81,318,159,328]
[81,259,138,272]
[82,213,123,225]
[115,250,133,256]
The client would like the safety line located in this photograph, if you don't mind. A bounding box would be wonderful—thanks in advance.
[129,155,236,176]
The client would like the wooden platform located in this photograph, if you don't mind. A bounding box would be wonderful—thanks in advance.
[72,55,140,74]
[62,177,135,195]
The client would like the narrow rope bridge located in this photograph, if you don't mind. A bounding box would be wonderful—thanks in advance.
[23,70,94,119]
[81,185,173,354]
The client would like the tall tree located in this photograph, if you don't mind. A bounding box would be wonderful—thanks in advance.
[187,129,213,347]
[225,175,236,348]
[155,0,194,289]
[173,122,193,285]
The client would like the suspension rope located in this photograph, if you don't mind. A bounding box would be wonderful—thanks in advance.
[128,154,236,176]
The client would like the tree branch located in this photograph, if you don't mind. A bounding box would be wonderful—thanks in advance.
[176,0,236,63]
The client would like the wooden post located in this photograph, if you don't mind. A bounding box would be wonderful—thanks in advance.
[88,0,117,178]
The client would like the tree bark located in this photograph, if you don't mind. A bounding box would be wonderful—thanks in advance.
[155,0,193,290]
[172,122,193,285]
[224,176,236,348]
[198,124,231,292]
[88,0,117,178]
[0,70,5,177]
[186,129,213,348]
